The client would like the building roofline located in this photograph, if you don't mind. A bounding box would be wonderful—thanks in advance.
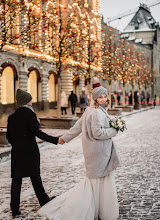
[123,29,156,33]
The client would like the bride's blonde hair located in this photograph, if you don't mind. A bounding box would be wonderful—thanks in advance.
[94,98,110,108]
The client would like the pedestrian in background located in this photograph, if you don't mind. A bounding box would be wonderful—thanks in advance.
[117,94,121,105]
[147,94,150,104]
[134,91,139,105]
[141,94,144,104]
[79,88,88,112]
[111,94,115,108]
[69,91,77,115]
[154,95,157,106]
[6,89,59,218]
[61,91,68,115]
[129,92,132,105]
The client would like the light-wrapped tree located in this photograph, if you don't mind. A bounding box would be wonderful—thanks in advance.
[101,25,120,107]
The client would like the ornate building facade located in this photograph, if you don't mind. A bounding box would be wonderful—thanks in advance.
[101,4,160,101]
[0,0,102,114]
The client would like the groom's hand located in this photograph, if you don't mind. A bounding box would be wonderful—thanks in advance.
[58,137,64,144]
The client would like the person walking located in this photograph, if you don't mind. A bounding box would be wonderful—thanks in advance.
[141,94,144,104]
[111,94,115,108]
[134,91,138,104]
[6,89,59,219]
[61,91,68,115]
[117,94,121,105]
[147,94,150,104]
[69,90,77,115]
[79,88,88,112]
[38,86,121,220]
[129,92,132,105]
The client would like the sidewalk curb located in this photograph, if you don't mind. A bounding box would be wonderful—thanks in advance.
[0,106,155,160]
[120,106,155,118]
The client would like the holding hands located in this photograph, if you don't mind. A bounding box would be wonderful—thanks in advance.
[58,137,65,145]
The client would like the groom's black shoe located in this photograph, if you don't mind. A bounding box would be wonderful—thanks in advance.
[40,196,56,207]
[12,211,22,219]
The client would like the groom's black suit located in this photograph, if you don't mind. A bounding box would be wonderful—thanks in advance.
[7,107,58,216]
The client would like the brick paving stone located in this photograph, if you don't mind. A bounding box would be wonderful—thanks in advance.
[0,107,160,219]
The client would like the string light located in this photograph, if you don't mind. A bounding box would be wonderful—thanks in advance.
[0,0,102,75]
[102,23,153,96]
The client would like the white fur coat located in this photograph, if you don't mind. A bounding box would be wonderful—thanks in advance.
[62,105,121,178]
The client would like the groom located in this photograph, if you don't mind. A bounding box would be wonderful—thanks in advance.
[6,89,59,218]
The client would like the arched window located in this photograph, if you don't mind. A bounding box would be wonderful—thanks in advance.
[1,66,15,104]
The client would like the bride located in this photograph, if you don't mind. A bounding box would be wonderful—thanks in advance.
[38,86,121,220]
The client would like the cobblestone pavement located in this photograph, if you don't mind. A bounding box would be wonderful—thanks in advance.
[0,107,160,219]
[117,107,160,220]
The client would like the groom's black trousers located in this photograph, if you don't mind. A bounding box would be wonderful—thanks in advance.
[11,175,49,215]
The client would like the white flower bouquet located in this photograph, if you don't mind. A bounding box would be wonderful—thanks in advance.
[109,117,127,132]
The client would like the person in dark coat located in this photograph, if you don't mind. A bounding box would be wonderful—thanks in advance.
[79,88,88,112]
[129,93,132,105]
[134,91,138,105]
[117,94,121,105]
[6,89,59,218]
[69,91,77,115]
[111,94,115,108]
[147,94,150,104]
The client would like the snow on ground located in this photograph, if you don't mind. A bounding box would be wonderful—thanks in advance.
[0,107,160,219]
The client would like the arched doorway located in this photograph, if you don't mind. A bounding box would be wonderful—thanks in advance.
[48,72,57,102]
[27,68,41,103]
[0,64,18,104]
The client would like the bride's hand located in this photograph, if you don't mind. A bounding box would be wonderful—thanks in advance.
[58,137,64,145]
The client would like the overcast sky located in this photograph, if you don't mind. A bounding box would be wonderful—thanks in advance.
[100,0,160,31]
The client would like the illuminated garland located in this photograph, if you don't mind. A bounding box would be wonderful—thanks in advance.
[101,23,154,89]
[0,0,102,74]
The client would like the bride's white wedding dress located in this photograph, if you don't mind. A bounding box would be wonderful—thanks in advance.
[38,172,119,220]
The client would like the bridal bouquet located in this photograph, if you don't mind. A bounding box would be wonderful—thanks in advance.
[109,117,127,132]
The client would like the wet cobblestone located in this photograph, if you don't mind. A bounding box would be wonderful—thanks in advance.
[0,107,160,219]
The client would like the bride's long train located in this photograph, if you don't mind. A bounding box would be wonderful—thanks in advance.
[38,172,119,220]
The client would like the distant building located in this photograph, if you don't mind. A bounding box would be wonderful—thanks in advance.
[123,3,160,97]
[101,17,152,97]
[101,4,160,99]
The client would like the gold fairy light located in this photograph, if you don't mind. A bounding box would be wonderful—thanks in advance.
[0,0,102,74]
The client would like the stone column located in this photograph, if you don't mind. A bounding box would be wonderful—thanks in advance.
[61,69,73,99]
[41,71,49,110]
[79,76,85,98]
[19,72,28,91]
[38,82,42,102]
[41,72,48,101]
